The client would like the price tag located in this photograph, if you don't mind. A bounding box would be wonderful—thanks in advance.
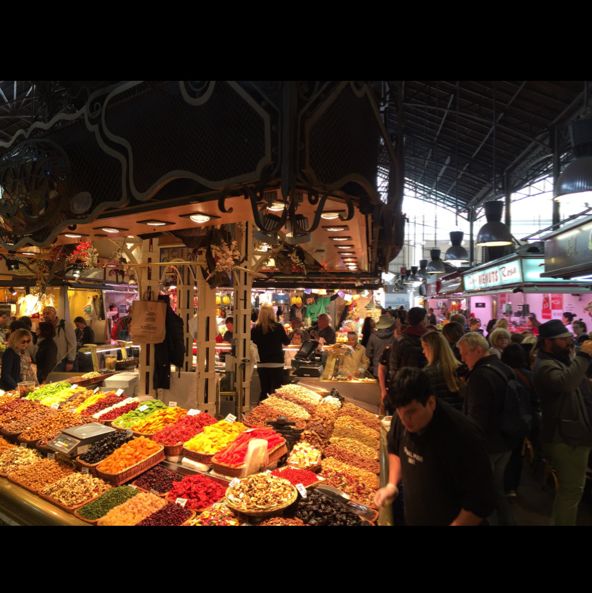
[296,483,307,498]
[81,467,89,474]
[139,404,149,412]
[225,414,237,423]
[47,452,56,460]
[71,384,78,390]
[187,409,201,416]
[116,388,125,396]
[168,401,177,408]
[129,484,138,489]
[245,428,255,433]
[229,478,241,489]
[93,387,100,394]
[51,403,60,410]
[175,497,188,508]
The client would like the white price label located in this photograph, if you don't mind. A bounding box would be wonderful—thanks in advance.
[51,403,60,410]
[224,414,237,423]
[229,478,241,489]
[175,497,188,508]
[93,387,100,394]
[71,384,78,390]
[187,409,201,416]
[116,389,125,396]
[168,401,177,408]
[296,483,307,498]
[139,405,149,412]
[245,428,255,433]
[47,452,56,460]
[81,467,89,474]
[129,484,138,489]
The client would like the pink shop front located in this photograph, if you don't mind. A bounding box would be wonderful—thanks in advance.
[462,254,592,332]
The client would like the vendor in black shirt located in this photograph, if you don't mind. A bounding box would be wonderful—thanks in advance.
[374,367,496,526]
[311,313,336,345]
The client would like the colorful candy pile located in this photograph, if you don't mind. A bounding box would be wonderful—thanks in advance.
[131,406,187,435]
[96,437,162,474]
[132,465,183,494]
[212,427,284,467]
[151,412,217,447]
[183,420,247,456]
[166,474,227,511]
[77,486,140,521]
[97,492,166,526]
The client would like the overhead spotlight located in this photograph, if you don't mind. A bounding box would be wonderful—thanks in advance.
[475,202,513,247]
[444,231,470,267]
[320,211,345,220]
[189,214,212,224]
[426,249,446,275]
[6,259,19,271]
[9,287,17,296]
[138,220,173,227]
[267,201,286,213]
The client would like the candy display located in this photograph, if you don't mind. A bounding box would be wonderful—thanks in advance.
[183,420,247,456]
[92,397,137,419]
[97,401,139,421]
[151,412,217,446]
[25,382,71,402]
[7,458,74,492]
[131,406,187,435]
[166,474,227,511]
[97,492,167,526]
[79,431,135,464]
[225,473,296,513]
[260,397,310,421]
[132,465,183,494]
[212,427,284,467]
[292,488,364,526]
[96,437,162,474]
[186,502,240,526]
[286,441,322,470]
[271,467,319,487]
[0,447,41,473]
[41,473,110,508]
[258,517,305,526]
[320,457,380,489]
[111,400,168,429]
[82,393,127,417]
[75,391,111,415]
[136,502,192,526]
[77,486,140,521]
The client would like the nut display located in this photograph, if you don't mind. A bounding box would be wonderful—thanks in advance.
[321,395,342,408]
[1,406,57,434]
[243,405,307,431]
[260,397,310,421]
[321,469,377,508]
[41,473,110,508]
[332,416,380,449]
[327,436,379,460]
[6,458,74,492]
[152,412,217,446]
[259,517,305,526]
[77,486,140,521]
[287,442,322,470]
[320,457,380,489]
[0,436,14,451]
[132,465,183,494]
[97,491,167,526]
[79,431,134,464]
[323,444,380,474]
[225,473,296,513]
[0,399,39,425]
[19,410,85,442]
[292,488,364,526]
[96,437,162,474]
[299,430,328,451]
[187,502,240,526]
[274,384,323,404]
[183,420,247,456]
[136,502,192,526]
[0,447,41,473]
[166,474,227,512]
[338,403,381,431]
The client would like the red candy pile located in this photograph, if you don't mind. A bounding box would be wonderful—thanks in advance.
[99,402,139,421]
[166,474,226,511]
[213,427,284,467]
[83,395,127,416]
[271,467,319,487]
[152,413,217,446]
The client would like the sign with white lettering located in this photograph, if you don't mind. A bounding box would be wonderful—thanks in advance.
[464,259,522,291]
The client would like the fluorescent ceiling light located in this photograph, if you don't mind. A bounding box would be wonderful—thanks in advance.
[139,220,172,227]
[64,233,83,239]
[323,225,348,232]
[320,211,343,220]
[337,245,355,250]
[189,214,212,224]
[331,236,352,242]
[101,227,122,234]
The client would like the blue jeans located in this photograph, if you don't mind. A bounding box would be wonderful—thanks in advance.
[544,442,591,526]
[489,451,515,525]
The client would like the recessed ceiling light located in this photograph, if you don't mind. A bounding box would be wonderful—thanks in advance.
[336,245,355,250]
[138,220,172,227]
[323,225,348,232]
[342,258,357,262]
[267,201,285,212]
[339,252,355,256]
[320,211,344,220]
[346,264,358,270]
[127,235,135,239]
[19,252,36,256]
[330,236,352,242]
[64,233,84,239]
[189,213,212,224]
[100,227,122,234]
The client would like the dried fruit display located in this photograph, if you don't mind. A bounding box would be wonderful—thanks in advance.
[25,381,71,402]
[6,458,74,491]
[111,400,168,429]
[243,405,306,430]
[0,447,41,473]
[136,502,192,526]
[260,397,310,421]
[97,492,167,526]
[77,486,140,520]
[131,407,187,435]
[298,430,328,450]
[132,465,182,494]
[75,391,112,415]
[97,401,139,421]
[212,427,284,467]
[320,457,380,489]
[79,431,134,464]
[225,473,296,513]
[166,474,227,512]
[96,437,162,474]
[92,397,136,419]
[292,488,364,526]
[82,393,127,417]
[187,502,240,526]
[259,517,305,526]
[286,442,322,470]
[271,467,319,487]
[61,391,95,413]
[183,420,247,456]
[41,473,110,508]
[152,412,217,446]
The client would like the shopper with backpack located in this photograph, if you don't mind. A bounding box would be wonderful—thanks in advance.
[457,331,516,525]
[532,319,592,525]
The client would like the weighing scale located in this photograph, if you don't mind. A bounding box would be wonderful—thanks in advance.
[292,340,324,377]
[47,423,116,458]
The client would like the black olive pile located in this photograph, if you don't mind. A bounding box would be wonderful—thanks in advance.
[79,430,134,464]
[291,489,365,526]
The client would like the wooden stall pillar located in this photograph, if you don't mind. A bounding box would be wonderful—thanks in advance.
[177,263,196,372]
[137,237,161,399]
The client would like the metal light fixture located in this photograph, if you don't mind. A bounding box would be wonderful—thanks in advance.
[426,249,446,274]
[556,117,592,202]
[444,231,469,266]
[416,259,429,281]
[476,201,513,247]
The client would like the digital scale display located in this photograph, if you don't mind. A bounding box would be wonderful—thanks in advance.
[47,423,115,457]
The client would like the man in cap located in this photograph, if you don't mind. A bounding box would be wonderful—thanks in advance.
[366,313,396,379]
[533,319,592,525]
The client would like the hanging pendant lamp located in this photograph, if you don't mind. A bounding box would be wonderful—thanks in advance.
[444,231,469,266]
[556,117,592,202]
[426,249,446,274]
[476,201,513,247]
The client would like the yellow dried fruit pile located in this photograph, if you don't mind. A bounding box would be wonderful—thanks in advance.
[183,420,246,455]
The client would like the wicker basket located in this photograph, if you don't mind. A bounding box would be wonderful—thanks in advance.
[95,447,165,486]
[224,484,298,517]
[39,489,109,513]
[7,475,40,494]
[162,442,184,458]
[76,456,102,476]
[135,509,196,526]
[72,510,100,525]
[211,442,289,478]
[180,448,214,465]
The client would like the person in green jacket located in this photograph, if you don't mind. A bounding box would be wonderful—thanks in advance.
[305,291,339,324]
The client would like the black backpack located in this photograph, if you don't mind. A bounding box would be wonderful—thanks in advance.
[166,309,185,367]
[482,364,533,447]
